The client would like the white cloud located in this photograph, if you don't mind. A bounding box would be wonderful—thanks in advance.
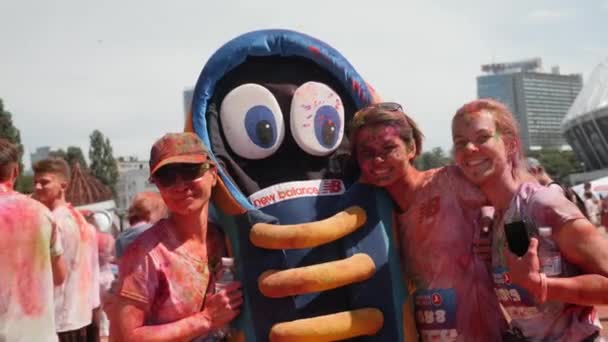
[0,0,603,158]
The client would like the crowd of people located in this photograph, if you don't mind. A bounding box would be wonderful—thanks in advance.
[2,97,608,341]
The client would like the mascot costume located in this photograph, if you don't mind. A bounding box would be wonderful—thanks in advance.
[186,29,414,341]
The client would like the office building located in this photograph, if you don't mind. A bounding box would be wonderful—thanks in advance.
[477,58,582,149]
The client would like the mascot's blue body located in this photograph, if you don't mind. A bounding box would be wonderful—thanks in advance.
[188,29,413,341]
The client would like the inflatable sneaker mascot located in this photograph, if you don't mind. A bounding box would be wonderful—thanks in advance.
[187,29,414,341]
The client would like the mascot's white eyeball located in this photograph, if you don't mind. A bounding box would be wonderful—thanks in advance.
[290,82,344,156]
[220,84,285,160]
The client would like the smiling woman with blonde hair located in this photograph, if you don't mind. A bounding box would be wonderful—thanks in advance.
[452,98,608,341]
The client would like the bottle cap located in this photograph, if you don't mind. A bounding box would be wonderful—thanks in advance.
[538,227,552,237]
[221,257,234,267]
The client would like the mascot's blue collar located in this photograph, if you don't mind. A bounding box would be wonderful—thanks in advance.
[191,29,373,210]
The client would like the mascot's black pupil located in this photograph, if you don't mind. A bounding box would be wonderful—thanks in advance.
[322,121,337,146]
[256,120,274,147]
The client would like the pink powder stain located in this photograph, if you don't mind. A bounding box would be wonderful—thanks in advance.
[351,80,362,99]
[78,226,96,300]
[334,99,342,111]
[0,287,9,315]
[6,201,48,316]
[308,46,321,55]
[16,261,45,316]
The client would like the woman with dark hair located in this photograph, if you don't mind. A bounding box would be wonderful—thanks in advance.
[452,99,608,341]
[349,103,505,341]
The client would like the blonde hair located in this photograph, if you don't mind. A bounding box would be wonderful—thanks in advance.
[453,99,530,181]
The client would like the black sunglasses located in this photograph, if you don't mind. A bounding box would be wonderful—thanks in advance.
[151,162,212,188]
[369,102,403,112]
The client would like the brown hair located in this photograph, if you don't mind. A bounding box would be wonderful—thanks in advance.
[128,191,167,225]
[33,157,71,182]
[0,139,19,181]
[348,104,424,160]
[453,99,529,181]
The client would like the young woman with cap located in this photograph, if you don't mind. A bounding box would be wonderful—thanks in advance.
[109,132,242,341]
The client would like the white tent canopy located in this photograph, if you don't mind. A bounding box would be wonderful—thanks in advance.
[571,176,608,198]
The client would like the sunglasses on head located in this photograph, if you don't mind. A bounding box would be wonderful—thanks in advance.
[151,162,212,188]
[369,102,403,112]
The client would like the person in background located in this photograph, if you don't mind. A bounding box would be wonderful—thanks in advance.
[109,132,242,341]
[33,157,101,342]
[0,139,67,342]
[600,195,608,229]
[452,98,608,341]
[85,210,117,342]
[114,192,167,259]
[349,103,505,341]
[526,157,589,219]
[525,157,555,187]
[584,191,601,226]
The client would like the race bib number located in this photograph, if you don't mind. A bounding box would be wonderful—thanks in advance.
[492,266,541,319]
[414,288,458,340]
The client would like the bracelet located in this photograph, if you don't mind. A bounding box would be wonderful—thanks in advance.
[538,272,548,304]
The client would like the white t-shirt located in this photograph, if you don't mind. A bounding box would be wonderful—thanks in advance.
[0,184,63,342]
[52,204,100,332]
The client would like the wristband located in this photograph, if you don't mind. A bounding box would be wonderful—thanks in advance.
[538,272,548,304]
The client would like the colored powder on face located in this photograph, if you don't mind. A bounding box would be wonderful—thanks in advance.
[494,130,501,141]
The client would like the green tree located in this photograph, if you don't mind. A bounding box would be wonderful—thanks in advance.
[0,98,30,192]
[67,146,87,168]
[0,99,24,171]
[89,130,119,191]
[16,174,33,194]
[50,146,88,168]
[415,147,452,171]
[49,148,67,160]
[527,149,583,185]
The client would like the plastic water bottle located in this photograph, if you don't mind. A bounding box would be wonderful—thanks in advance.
[213,257,235,339]
[537,227,562,276]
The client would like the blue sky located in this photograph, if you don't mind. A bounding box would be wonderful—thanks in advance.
[1,0,607,167]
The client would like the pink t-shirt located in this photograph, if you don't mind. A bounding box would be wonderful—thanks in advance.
[0,183,63,342]
[397,166,505,342]
[52,204,100,332]
[116,219,226,327]
[493,182,601,341]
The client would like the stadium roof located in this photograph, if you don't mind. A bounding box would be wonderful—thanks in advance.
[563,57,608,125]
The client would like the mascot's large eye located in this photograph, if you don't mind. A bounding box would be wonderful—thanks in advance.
[290,82,344,156]
[220,84,285,159]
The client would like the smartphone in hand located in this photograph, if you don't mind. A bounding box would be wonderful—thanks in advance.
[504,220,530,257]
